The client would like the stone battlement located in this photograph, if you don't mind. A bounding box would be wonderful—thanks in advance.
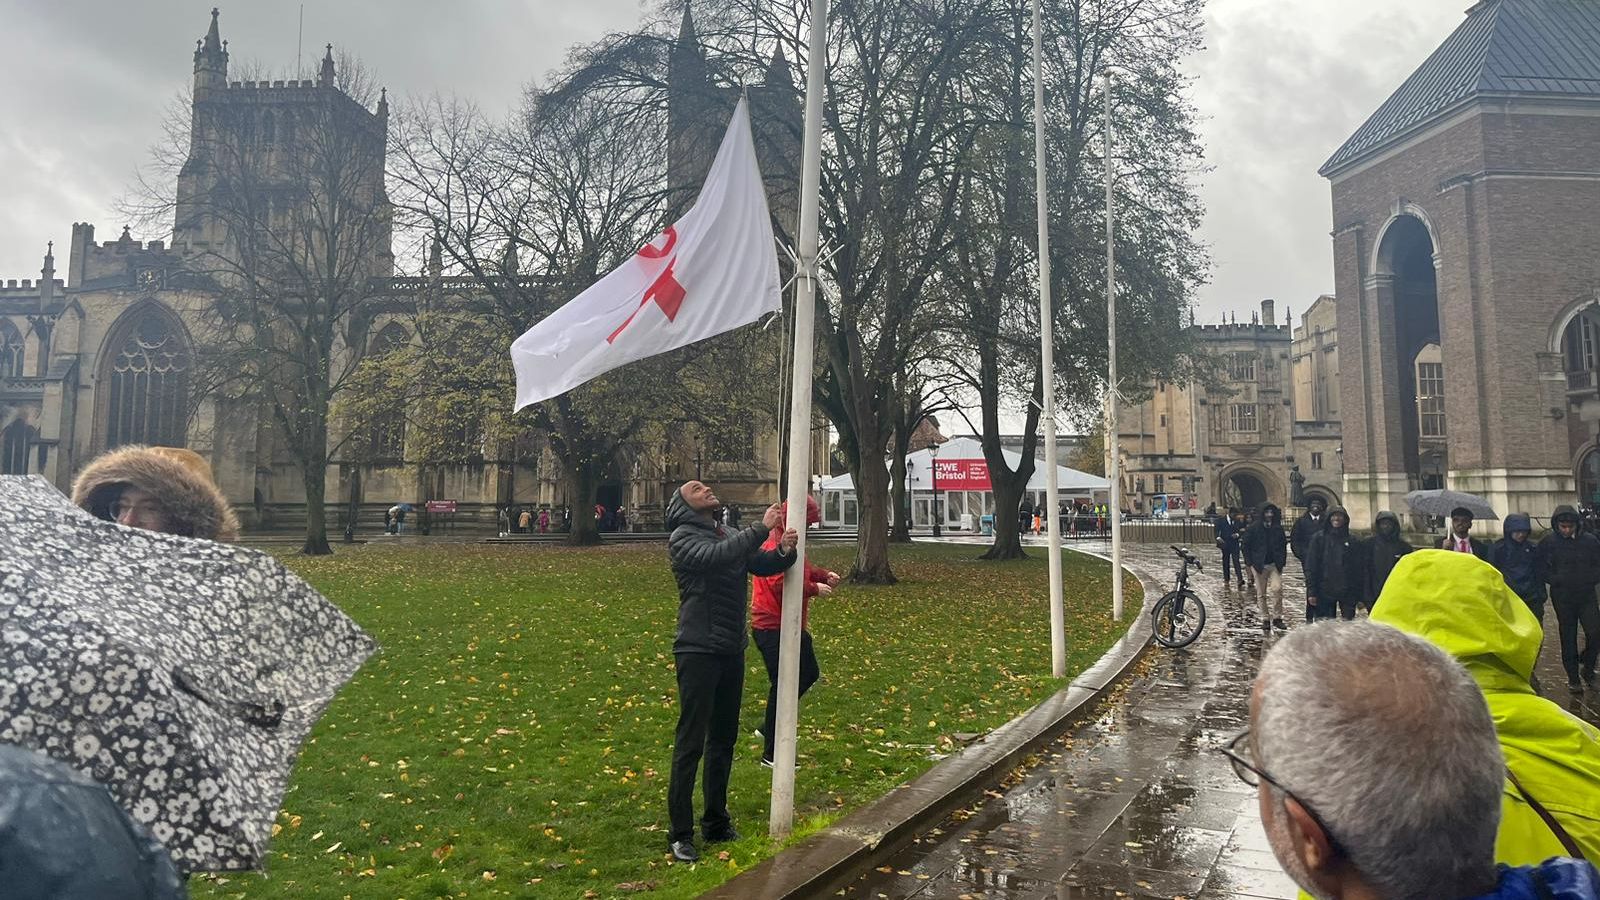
[1195,323,1288,334]
[0,279,64,293]
[229,79,319,90]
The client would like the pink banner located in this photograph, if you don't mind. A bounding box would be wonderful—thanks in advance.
[932,459,991,491]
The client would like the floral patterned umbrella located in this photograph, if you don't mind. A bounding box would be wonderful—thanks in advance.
[0,475,377,872]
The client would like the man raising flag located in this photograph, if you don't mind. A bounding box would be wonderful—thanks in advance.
[511,97,781,409]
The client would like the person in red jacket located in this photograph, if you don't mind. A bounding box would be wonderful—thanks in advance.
[751,495,839,767]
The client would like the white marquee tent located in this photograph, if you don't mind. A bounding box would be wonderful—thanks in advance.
[816,436,1110,529]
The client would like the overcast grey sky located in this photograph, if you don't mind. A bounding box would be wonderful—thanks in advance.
[0,0,1467,326]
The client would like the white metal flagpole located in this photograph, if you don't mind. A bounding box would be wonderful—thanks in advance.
[1033,0,1066,677]
[771,0,829,840]
[1105,72,1124,621]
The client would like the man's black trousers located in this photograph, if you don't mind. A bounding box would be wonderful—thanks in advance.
[669,652,744,844]
[753,628,820,761]
[1550,586,1600,683]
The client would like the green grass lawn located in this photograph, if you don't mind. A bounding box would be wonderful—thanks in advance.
[191,542,1136,900]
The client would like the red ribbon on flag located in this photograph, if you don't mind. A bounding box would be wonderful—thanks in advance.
[608,228,686,344]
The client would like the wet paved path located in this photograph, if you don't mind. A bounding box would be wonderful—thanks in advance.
[843,539,1598,900]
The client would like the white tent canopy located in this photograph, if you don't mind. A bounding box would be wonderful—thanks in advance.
[819,436,1108,493]
[817,436,1109,529]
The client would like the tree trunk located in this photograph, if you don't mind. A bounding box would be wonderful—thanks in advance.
[566,460,602,547]
[982,475,1027,560]
[850,455,897,584]
[888,423,912,543]
[300,420,334,556]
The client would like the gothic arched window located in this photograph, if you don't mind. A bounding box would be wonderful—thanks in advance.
[262,109,276,143]
[1,419,32,475]
[103,307,191,449]
[0,319,23,378]
[365,323,408,460]
[281,109,295,145]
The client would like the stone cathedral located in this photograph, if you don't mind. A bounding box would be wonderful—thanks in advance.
[0,8,815,533]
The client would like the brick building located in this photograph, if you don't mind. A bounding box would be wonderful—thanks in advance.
[1321,0,1600,526]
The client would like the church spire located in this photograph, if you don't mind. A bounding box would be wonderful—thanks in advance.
[670,5,707,92]
[377,86,389,118]
[319,43,336,87]
[765,44,794,91]
[193,7,228,95]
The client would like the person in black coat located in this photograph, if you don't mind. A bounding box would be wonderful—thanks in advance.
[1537,505,1600,692]
[1289,496,1328,566]
[663,481,797,862]
[1215,506,1245,589]
[1438,507,1491,560]
[1363,510,1412,613]
[1242,502,1289,631]
[1306,506,1364,621]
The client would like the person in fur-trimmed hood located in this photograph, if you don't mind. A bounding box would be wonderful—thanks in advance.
[71,445,241,542]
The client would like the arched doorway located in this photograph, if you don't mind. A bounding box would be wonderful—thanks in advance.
[1,418,34,475]
[1222,471,1269,511]
[1376,215,1444,487]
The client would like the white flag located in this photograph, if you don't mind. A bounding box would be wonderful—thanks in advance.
[511,98,782,410]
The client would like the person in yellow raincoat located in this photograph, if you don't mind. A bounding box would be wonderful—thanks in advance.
[1372,549,1600,863]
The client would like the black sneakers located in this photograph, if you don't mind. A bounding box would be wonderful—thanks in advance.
[703,826,741,844]
[1272,618,1287,631]
[669,840,699,863]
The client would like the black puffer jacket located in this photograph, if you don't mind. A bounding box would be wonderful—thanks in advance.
[666,490,795,656]
[1365,510,1413,604]
[1306,507,1362,601]
[1539,505,1600,593]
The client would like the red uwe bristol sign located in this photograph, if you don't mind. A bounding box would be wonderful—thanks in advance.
[425,500,457,514]
[933,459,992,492]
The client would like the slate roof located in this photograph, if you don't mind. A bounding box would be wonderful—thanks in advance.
[1320,0,1600,176]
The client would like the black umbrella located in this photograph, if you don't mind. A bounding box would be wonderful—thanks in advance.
[0,475,377,872]
[1403,488,1498,520]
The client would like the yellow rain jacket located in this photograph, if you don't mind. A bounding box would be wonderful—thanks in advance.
[1372,550,1600,862]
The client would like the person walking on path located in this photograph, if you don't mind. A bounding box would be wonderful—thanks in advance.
[1240,620,1600,900]
[1215,506,1245,590]
[1441,506,1492,560]
[538,507,550,534]
[1242,502,1289,632]
[71,445,241,542]
[750,496,839,767]
[1305,506,1363,621]
[1538,506,1600,692]
[1363,510,1412,614]
[1374,550,1600,863]
[1491,514,1546,624]
[664,481,797,863]
[519,507,533,533]
[1288,496,1328,576]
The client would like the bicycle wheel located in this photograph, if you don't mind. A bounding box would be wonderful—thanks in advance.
[1151,589,1206,649]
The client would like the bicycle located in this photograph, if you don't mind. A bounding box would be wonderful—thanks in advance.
[1151,545,1207,648]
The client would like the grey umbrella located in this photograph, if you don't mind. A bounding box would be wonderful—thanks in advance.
[1403,488,1498,520]
[0,475,377,872]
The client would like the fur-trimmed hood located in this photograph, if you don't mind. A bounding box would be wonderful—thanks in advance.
[71,446,241,542]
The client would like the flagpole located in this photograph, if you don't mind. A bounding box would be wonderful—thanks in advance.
[1033,0,1066,678]
[1105,71,1124,621]
[771,0,829,840]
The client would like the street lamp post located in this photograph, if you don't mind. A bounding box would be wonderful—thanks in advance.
[929,442,942,538]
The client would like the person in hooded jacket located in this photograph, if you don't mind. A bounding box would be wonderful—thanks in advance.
[1242,503,1289,631]
[71,445,240,542]
[1492,514,1546,624]
[1305,506,1363,621]
[1538,506,1600,692]
[1289,496,1328,566]
[1373,550,1600,866]
[750,496,840,767]
[663,481,797,862]
[0,742,187,899]
[1363,510,1412,614]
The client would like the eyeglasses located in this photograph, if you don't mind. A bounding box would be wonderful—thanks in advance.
[109,498,165,522]
[1218,729,1347,857]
